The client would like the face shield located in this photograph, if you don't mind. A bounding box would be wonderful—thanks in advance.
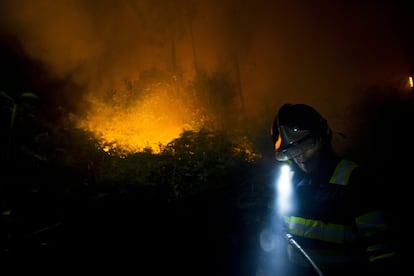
[274,125,318,161]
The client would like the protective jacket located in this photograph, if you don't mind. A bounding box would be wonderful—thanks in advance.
[281,155,396,273]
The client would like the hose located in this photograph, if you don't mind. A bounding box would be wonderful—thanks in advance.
[285,233,324,276]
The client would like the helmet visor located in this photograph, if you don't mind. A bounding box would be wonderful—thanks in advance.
[275,135,318,161]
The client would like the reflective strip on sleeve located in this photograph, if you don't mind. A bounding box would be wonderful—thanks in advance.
[356,211,387,237]
[288,216,356,244]
[367,243,396,263]
[329,159,358,185]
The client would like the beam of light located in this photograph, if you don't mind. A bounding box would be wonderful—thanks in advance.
[276,164,294,215]
[257,163,295,274]
[409,76,413,88]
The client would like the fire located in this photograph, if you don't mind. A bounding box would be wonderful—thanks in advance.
[76,81,207,155]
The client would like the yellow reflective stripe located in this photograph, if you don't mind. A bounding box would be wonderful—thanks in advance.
[367,243,396,263]
[288,216,355,244]
[329,159,358,185]
[369,252,396,263]
[356,211,387,237]
[367,243,389,252]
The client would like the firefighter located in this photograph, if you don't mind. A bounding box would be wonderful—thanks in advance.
[269,103,398,275]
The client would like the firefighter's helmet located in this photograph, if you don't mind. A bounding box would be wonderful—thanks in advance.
[270,103,332,161]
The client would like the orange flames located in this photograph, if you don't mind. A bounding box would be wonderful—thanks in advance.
[76,81,207,155]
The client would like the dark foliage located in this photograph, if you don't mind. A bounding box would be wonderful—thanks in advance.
[0,92,276,274]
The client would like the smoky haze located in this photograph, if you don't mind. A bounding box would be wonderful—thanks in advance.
[0,0,411,155]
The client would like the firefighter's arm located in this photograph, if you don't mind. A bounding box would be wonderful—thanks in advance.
[356,210,399,273]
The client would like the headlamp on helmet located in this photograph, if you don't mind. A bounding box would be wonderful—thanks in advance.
[270,103,330,161]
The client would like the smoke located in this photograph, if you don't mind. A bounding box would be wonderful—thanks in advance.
[0,0,410,152]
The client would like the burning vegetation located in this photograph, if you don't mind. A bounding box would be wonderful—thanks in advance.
[74,69,250,157]
[76,79,204,154]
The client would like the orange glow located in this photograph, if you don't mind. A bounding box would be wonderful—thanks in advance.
[275,135,282,150]
[76,82,207,155]
[409,76,413,88]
